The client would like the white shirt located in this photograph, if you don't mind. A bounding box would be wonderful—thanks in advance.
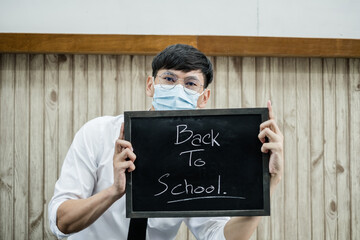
[48,115,229,240]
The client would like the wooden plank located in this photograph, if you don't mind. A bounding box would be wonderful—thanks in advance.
[241,57,257,240]
[131,56,146,111]
[349,58,360,240]
[0,53,15,239]
[228,57,242,108]
[29,54,44,239]
[1,33,360,57]
[175,222,188,240]
[241,57,256,108]
[205,56,216,109]
[73,55,88,133]
[255,57,271,239]
[0,33,197,55]
[335,58,351,240]
[295,58,311,239]
[145,56,154,110]
[283,58,298,240]
[118,55,132,113]
[198,36,360,57]
[87,55,102,120]
[188,228,196,240]
[14,54,30,239]
[214,56,229,108]
[323,58,337,240]
[102,55,117,115]
[43,54,59,239]
[58,54,73,175]
[309,58,325,240]
[269,57,284,240]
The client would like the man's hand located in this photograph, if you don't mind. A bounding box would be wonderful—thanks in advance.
[56,123,137,234]
[111,123,136,198]
[258,100,284,189]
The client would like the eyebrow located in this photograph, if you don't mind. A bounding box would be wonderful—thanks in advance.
[162,71,200,81]
[161,71,177,76]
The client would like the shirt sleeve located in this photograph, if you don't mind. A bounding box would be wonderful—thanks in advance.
[48,118,103,239]
[184,217,230,240]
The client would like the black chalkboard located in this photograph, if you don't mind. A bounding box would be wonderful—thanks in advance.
[125,108,270,218]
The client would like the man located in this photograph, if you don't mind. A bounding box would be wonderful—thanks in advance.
[49,44,284,240]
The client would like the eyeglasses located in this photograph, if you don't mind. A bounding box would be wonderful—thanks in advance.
[156,71,204,95]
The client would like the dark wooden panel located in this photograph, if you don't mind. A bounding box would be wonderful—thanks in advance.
[1,33,360,57]
[0,33,197,55]
[197,36,360,57]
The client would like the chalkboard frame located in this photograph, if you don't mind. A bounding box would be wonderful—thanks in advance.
[125,108,270,218]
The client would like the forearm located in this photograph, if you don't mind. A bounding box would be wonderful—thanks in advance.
[224,175,280,240]
[56,185,121,234]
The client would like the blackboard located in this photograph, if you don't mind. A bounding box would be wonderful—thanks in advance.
[125,108,270,218]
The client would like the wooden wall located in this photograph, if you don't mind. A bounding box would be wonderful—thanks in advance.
[0,53,359,240]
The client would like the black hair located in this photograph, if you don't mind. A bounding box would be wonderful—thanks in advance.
[152,44,213,88]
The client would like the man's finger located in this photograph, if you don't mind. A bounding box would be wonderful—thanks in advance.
[258,127,280,143]
[118,148,136,162]
[260,119,282,135]
[268,100,275,120]
[261,142,281,153]
[114,139,133,154]
[119,123,124,140]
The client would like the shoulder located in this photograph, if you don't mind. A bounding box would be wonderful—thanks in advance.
[74,115,124,145]
[81,115,124,134]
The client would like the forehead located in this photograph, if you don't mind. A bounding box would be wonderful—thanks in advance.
[158,69,205,83]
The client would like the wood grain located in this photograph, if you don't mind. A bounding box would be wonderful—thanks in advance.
[269,57,284,240]
[350,59,360,240]
[131,56,146,111]
[175,222,188,240]
[228,57,242,108]
[145,56,155,110]
[255,57,271,239]
[43,54,59,240]
[205,56,216,109]
[1,33,360,57]
[323,58,337,240]
[1,53,359,239]
[310,58,325,240]
[214,56,229,108]
[240,57,257,240]
[29,54,45,240]
[102,55,117,116]
[0,54,15,240]
[87,55,102,120]
[58,54,73,175]
[73,55,88,133]
[296,58,311,239]
[14,54,29,239]
[0,34,197,55]
[118,55,132,113]
[198,36,360,57]
[335,58,351,240]
[283,58,298,240]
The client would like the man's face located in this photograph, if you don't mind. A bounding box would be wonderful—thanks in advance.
[154,69,205,93]
[146,69,211,110]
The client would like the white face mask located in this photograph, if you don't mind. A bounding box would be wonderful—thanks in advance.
[152,84,203,110]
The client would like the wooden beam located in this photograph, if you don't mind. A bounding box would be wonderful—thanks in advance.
[0,33,359,57]
[0,33,197,55]
[198,36,360,57]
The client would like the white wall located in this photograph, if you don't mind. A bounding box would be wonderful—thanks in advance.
[1,0,359,39]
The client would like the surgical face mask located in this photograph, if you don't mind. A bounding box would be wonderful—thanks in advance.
[152,84,203,110]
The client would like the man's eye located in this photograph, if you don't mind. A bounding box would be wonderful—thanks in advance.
[185,81,197,86]
[164,77,176,82]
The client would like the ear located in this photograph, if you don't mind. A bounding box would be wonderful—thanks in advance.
[146,76,155,97]
[197,89,211,109]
